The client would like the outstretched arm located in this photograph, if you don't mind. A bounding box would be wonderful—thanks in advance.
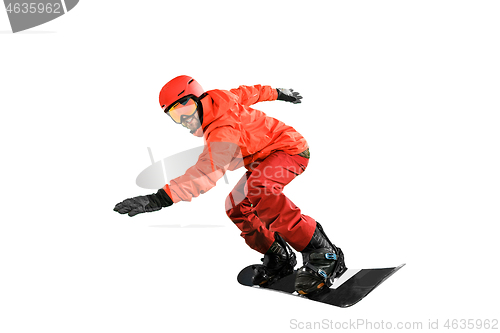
[229,85,278,106]
[113,138,241,216]
[229,85,303,106]
[163,139,240,203]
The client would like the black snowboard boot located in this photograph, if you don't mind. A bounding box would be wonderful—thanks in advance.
[252,234,297,286]
[294,222,346,296]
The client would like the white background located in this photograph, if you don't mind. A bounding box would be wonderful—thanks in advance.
[1,1,499,332]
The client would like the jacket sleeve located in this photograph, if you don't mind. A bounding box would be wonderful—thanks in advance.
[229,85,278,107]
[163,128,242,203]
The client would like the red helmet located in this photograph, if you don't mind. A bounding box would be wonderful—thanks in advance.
[159,75,204,111]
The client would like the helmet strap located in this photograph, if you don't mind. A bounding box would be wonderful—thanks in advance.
[196,92,208,126]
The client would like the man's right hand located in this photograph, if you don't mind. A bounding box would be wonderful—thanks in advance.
[114,189,173,217]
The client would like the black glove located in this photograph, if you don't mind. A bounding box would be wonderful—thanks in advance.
[276,88,303,104]
[114,188,173,217]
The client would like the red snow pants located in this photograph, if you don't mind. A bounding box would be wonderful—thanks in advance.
[225,150,316,254]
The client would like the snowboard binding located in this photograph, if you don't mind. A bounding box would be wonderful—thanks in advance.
[295,222,347,297]
[252,233,297,287]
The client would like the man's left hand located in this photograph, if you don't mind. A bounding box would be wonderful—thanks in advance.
[277,88,303,104]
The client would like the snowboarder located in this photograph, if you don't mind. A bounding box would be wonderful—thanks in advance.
[113,75,346,296]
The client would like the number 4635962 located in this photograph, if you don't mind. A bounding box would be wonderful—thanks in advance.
[6,2,62,14]
[444,319,498,330]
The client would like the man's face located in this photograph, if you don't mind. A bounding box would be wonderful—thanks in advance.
[180,111,201,134]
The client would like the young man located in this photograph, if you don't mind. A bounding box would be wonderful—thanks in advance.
[114,75,346,296]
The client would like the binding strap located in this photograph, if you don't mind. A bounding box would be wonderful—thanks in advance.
[304,251,338,280]
[305,263,328,279]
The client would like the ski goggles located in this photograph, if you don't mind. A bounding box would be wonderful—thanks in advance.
[162,96,198,124]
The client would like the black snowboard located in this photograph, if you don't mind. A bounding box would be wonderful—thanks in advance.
[237,264,405,307]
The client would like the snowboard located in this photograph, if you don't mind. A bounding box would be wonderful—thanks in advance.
[237,263,405,308]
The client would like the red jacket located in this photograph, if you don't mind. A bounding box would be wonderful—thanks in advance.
[163,85,308,203]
